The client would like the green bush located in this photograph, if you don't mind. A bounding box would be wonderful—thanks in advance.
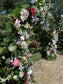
[30,52,42,63]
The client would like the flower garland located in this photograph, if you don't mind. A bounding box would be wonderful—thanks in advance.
[0,6,36,84]
[47,30,58,59]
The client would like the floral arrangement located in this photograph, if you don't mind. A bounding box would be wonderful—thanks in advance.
[47,30,58,60]
[0,3,37,84]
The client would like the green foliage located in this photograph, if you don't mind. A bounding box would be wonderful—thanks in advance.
[46,55,57,61]
[30,52,42,63]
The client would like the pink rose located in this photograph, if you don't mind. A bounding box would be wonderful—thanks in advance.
[12,58,20,67]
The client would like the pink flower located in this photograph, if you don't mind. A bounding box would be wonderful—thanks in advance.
[16,41,21,46]
[28,64,30,67]
[27,8,30,11]
[24,79,28,83]
[34,40,37,43]
[36,18,39,21]
[53,49,56,54]
[28,54,32,57]
[25,73,28,75]
[49,50,51,54]
[31,8,35,16]
[12,58,20,67]
[32,42,35,46]
[27,8,35,16]
[32,19,35,23]
[10,60,13,63]
[28,82,31,84]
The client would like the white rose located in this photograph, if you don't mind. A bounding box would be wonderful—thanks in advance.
[20,35,25,40]
[13,75,18,81]
[21,41,27,46]
[27,70,32,75]
[19,72,24,78]
[14,19,21,29]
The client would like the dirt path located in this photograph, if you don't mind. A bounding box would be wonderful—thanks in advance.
[33,53,63,84]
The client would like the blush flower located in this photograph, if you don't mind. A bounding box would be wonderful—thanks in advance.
[14,19,21,29]
[12,58,20,67]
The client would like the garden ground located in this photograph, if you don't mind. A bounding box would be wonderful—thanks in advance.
[33,52,63,84]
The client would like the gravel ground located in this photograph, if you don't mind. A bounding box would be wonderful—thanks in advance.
[33,53,63,84]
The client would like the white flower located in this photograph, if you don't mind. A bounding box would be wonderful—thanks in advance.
[24,22,30,28]
[52,40,56,45]
[40,7,43,12]
[52,54,54,57]
[8,45,16,52]
[48,12,54,19]
[19,65,24,71]
[13,75,18,81]
[2,56,5,59]
[7,75,11,80]
[21,41,28,47]
[47,51,50,55]
[19,72,24,78]
[20,35,25,40]
[22,57,27,62]
[40,21,44,24]
[20,9,29,21]
[1,79,6,83]
[31,0,37,3]
[14,19,21,29]
[27,70,32,75]
[17,28,22,35]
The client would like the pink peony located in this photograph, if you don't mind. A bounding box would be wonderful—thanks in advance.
[34,40,37,43]
[12,58,20,67]
[32,42,35,46]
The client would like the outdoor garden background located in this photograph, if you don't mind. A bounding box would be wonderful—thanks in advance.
[0,0,63,84]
